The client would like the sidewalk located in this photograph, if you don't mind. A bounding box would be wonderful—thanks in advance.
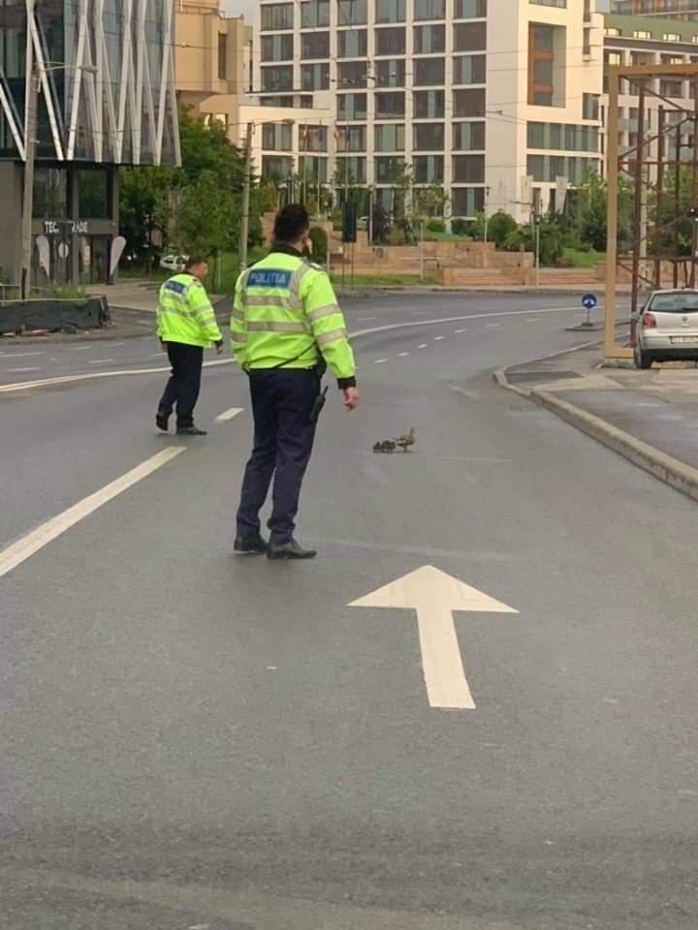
[498,345,698,502]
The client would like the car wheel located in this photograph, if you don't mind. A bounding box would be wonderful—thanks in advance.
[634,344,652,370]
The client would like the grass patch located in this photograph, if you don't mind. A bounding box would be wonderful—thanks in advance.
[563,248,605,268]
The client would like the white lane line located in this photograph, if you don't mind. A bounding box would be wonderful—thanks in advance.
[69,345,91,351]
[215,406,244,423]
[0,351,44,358]
[418,344,428,349]
[7,367,42,373]
[455,329,467,334]
[111,342,125,347]
[150,352,165,358]
[0,448,185,581]
[357,316,375,321]
[526,318,543,324]
[89,359,114,365]
[375,358,387,364]
[398,352,410,357]
[434,336,444,341]
[486,323,501,329]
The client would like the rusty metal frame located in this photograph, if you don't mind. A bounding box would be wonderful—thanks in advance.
[605,63,698,360]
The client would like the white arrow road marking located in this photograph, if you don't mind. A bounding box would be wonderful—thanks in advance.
[215,406,244,423]
[0,448,184,581]
[349,565,518,710]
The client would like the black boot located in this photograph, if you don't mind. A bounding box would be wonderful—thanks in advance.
[267,538,317,561]
[176,425,208,436]
[156,411,170,432]
[234,535,269,555]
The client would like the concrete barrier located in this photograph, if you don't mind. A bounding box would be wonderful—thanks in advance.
[0,297,110,334]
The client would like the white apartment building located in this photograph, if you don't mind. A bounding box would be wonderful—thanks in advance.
[255,0,604,221]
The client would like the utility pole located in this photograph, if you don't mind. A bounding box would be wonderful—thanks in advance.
[20,66,40,300]
[239,120,254,272]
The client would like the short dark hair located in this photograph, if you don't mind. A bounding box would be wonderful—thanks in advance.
[274,204,310,244]
[185,255,208,270]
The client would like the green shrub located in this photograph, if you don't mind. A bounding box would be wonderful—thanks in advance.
[451,218,469,236]
[426,218,446,234]
[308,226,328,263]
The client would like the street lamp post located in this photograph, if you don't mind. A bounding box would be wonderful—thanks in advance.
[20,61,97,299]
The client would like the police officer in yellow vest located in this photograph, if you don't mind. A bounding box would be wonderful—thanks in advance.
[156,256,223,436]
[232,205,359,560]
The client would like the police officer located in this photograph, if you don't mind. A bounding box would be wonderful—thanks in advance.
[232,204,358,560]
[156,255,223,436]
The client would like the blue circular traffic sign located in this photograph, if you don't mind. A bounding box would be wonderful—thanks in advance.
[582,293,598,311]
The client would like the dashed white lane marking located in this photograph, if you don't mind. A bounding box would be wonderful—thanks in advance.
[0,448,185,581]
[375,358,387,364]
[89,359,114,365]
[69,345,91,351]
[6,367,42,373]
[434,336,444,341]
[357,316,375,321]
[486,323,501,329]
[0,351,44,359]
[111,342,125,347]
[215,407,244,423]
[455,329,467,334]
[526,318,543,324]
[398,352,410,357]
[150,352,165,358]
[418,344,428,349]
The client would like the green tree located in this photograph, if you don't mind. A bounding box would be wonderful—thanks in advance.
[487,211,519,248]
[575,171,632,253]
[177,170,236,256]
[119,166,174,266]
[413,183,449,221]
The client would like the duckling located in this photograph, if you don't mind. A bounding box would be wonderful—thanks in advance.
[395,427,416,452]
[382,440,396,453]
[373,442,382,453]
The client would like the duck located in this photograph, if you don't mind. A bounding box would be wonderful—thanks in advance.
[395,427,416,452]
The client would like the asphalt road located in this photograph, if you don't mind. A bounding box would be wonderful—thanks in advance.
[4,293,698,930]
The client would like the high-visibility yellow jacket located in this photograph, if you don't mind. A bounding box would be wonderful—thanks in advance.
[157,273,223,348]
[231,248,357,387]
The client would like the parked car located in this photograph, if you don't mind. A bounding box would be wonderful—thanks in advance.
[159,254,189,273]
[634,289,698,369]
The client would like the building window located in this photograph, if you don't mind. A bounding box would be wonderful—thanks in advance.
[528,23,557,106]
[261,65,294,91]
[453,154,484,183]
[377,59,406,87]
[414,25,445,54]
[375,91,405,118]
[376,0,406,24]
[338,0,368,25]
[633,30,651,39]
[452,187,484,217]
[301,32,330,58]
[299,156,329,183]
[453,54,486,84]
[376,156,407,183]
[301,63,330,90]
[529,0,566,6]
[413,155,444,183]
[414,0,445,20]
[454,0,486,17]
[261,3,294,31]
[453,88,485,117]
[336,125,366,151]
[414,57,445,85]
[605,27,620,37]
[338,92,368,119]
[260,96,294,107]
[664,33,682,42]
[262,122,293,151]
[262,155,294,180]
[583,93,599,121]
[375,27,406,55]
[375,123,405,151]
[453,21,486,52]
[414,89,445,118]
[33,168,67,218]
[301,0,330,28]
[453,121,485,150]
[338,60,368,87]
[413,123,445,150]
[300,125,329,152]
[338,29,368,57]
[218,34,228,80]
[336,156,366,182]
[261,34,294,61]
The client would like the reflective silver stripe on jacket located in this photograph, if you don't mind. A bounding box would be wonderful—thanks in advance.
[307,304,340,325]
[246,321,309,334]
[315,328,347,346]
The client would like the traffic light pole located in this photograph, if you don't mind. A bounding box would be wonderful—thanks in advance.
[20,67,40,300]
[239,121,254,272]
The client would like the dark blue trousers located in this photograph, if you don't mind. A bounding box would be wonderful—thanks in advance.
[236,369,319,544]
[158,342,204,428]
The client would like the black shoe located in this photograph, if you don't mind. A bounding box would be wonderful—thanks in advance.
[156,412,170,432]
[234,535,269,555]
[267,538,317,561]
[176,426,207,436]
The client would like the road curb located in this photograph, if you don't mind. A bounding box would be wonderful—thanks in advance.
[495,364,698,504]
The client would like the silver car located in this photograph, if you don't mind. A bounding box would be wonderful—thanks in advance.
[634,289,698,369]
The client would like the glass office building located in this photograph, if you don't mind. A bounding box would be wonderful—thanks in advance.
[0,0,180,285]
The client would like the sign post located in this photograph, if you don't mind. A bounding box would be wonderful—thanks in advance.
[581,293,597,329]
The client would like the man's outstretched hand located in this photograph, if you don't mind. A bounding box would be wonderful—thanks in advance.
[343,387,359,411]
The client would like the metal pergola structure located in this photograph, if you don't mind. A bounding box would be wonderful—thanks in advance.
[605,63,698,359]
